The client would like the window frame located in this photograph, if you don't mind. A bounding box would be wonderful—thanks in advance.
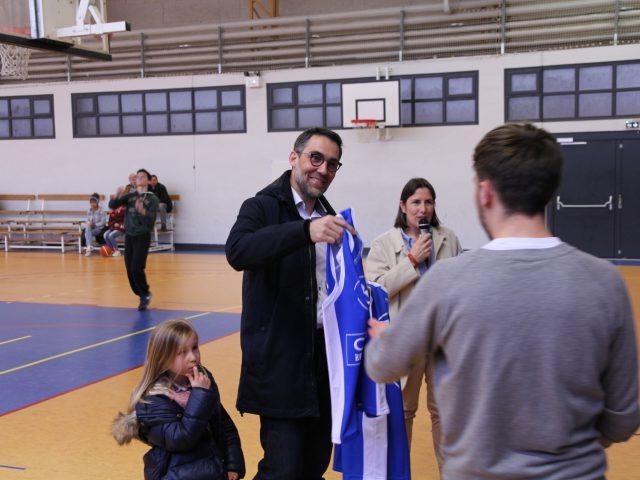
[505,59,640,122]
[0,94,55,140]
[72,86,246,138]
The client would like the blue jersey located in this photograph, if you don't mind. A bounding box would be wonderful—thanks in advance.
[323,208,410,479]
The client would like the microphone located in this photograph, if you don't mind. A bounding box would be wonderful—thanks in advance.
[418,217,432,236]
[419,217,433,267]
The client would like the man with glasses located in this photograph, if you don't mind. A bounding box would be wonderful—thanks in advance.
[226,127,355,479]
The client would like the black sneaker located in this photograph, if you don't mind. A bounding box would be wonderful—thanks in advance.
[138,294,152,311]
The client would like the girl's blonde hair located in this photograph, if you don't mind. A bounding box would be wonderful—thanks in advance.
[127,318,199,411]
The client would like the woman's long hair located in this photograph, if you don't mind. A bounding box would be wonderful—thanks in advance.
[393,177,441,229]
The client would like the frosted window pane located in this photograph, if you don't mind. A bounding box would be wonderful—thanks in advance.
[76,117,97,136]
[98,95,119,114]
[415,101,443,123]
[511,73,537,92]
[0,119,10,137]
[401,102,412,124]
[170,113,193,133]
[145,93,167,112]
[122,94,143,113]
[543,69,575,93]
[0,99,9,117]
[221,90,241,107]
[508,96,539,120]
[221,111,244,131]
[34,118,54,137]
[578,93,611,117]
[170,91,192,111]
[298,107,323,127]
[298,84,323,105]
[75,97,94,114]
[12,119,31,136]
[146,114,168,133]
[448,77,473,95]
[122,115,144,134]
[272,87,293,105]
[326,83,341,103]
[617,64,640,89]
[195,90,217,109]
[415,77,442,99]
[543,94,575,119]
[446,99,475,122]
[579,66,612,90]
[33,99,51,115]
[11,99,30,117]
[99,116,120,135]
[616,91,640,116]
[271,109,295,129]
[195,112,218,132]
[326,106,341,127]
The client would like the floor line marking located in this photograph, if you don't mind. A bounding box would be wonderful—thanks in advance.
[0,327,156,376]
[0,464,27,470]
[0,335,31,346]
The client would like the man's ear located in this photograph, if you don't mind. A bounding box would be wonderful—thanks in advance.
[288,151,298,168]
[477,179,495,209]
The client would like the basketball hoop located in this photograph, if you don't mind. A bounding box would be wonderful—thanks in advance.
[0,44,31,80]
[351,119,389,142]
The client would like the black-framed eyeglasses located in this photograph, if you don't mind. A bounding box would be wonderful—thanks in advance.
[298,151,342,172]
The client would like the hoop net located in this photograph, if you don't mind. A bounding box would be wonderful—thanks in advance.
[351,119,386,143]
[0,44,31,80]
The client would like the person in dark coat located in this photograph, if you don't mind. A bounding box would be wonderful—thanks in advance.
[225,127,355,479]
[111,318,245,480]
[150,174,173,231]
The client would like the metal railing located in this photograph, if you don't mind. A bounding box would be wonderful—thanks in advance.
[6,0,640,84]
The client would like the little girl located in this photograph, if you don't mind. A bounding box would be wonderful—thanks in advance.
[112,319,245,480]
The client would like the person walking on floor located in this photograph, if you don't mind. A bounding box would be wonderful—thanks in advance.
[109,168,159,311]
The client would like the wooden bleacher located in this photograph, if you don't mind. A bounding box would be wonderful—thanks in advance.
[0,193,179,253]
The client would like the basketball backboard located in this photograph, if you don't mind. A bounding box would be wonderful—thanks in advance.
[342,80,401,128]
[0,0,129,61]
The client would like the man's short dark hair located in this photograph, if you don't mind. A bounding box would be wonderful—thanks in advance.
[137,168,151,180]
[293,127,343,159]
[473,123,563,216]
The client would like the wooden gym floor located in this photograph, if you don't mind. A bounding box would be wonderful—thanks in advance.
[0,251,638,479]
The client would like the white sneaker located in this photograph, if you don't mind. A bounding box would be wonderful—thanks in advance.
[111,250,121,257]
[85,246,92,257]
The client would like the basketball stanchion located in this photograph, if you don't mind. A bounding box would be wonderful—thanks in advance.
[0,43,31,80]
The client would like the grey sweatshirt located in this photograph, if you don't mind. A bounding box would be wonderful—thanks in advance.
[365,243,640,480]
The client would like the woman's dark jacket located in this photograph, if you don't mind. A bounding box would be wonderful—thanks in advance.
[135,369,245,480]
[225,170,336,418]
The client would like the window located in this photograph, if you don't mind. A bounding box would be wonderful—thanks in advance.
[0,95,55,139]
[72,87,245,137]
[506,60,640,122]
[268,81,343,131]
[401,72,478,126]
[267,72,478,131]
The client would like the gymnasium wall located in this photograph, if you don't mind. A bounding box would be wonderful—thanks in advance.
[1,44,636,250]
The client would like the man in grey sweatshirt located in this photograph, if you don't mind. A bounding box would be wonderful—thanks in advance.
[365,123,639,480]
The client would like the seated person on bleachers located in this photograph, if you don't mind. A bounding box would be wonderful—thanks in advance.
[149,174,173,231]
[104,205,126,257]
[124,172,137,194]
[83,193,107,257]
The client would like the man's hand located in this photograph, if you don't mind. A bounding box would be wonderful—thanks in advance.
[309,215,356,244]
[367,317,388,339]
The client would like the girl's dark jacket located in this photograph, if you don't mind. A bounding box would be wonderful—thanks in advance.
[135,369,245,480]
[225,170,336,418]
